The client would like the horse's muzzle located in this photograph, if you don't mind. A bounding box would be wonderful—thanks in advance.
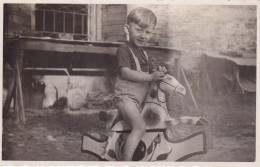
[175,85,186,96]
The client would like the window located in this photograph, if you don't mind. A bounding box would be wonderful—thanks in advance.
[35,4,90,40]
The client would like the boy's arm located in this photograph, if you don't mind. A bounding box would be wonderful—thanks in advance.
[121,67,165,82]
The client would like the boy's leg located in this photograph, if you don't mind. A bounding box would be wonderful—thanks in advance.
[117,99,146,161]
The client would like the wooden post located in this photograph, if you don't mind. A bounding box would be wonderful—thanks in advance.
[201,54,213,103]
[181,67,198,109]
[174,57,180,81]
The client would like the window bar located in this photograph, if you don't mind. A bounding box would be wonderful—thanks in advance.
[63,12,65,33]
[73,12,75,34]
[43,9,45,32]
[87,10,90,40]
[53,11,56,33]
[82,14,84,35]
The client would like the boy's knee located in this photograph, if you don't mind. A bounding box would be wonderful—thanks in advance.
[134,121,146,134]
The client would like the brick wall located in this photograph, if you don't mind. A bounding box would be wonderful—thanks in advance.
[167,5,256,53]
[105,5,256,54]
[5,4,256,54]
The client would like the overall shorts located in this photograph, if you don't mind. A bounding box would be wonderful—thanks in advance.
[114,47,150,111]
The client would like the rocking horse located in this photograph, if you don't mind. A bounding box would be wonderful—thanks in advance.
[82,74,209,161]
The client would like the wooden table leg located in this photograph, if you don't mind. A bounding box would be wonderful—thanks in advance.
[234,65,245,94]
[15,59,26,124]
[14,84,20,125]
[3,71,15,117]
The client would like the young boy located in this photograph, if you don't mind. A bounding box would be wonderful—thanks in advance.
[114,7,167,161]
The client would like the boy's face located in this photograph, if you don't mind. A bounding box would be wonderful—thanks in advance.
[126,22,155,46]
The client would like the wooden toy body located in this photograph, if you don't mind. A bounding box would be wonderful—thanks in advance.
[82,74,209,161]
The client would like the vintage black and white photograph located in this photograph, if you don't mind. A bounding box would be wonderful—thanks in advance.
[2,2,257,163]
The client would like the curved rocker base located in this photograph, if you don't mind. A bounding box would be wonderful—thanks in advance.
[82,130,207,161]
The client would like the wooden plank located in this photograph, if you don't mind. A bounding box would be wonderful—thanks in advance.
[18,37,181,52]
[204,51,256,66]
[20,41,118,55]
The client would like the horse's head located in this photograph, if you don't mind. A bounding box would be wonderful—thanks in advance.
[158,74,186,96]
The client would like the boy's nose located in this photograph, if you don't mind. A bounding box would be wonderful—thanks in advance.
[140,32,147,39]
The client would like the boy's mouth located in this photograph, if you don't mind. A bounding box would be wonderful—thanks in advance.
[137,39,146,44]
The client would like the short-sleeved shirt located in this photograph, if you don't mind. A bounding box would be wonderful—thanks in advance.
[116,41,154,73]
[114,41,153,108]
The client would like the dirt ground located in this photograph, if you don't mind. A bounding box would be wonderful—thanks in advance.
[2,90,256,162]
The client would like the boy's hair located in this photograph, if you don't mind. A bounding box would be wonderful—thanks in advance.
[127,7,157,28]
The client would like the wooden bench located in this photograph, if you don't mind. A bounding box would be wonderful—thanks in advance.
[3,36,182,125]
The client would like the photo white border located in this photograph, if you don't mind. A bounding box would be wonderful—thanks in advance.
[0,0,259,167]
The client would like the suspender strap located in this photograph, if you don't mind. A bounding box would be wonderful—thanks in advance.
[128,47,142,72]
[142,50,149,63]
[128,47,149,72]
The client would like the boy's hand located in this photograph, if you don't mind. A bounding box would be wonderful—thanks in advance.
[158,66,167,73]
[151,71,166,81]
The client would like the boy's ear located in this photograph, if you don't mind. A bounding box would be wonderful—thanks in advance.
[124,24,129,34]
[124,24,130,41]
